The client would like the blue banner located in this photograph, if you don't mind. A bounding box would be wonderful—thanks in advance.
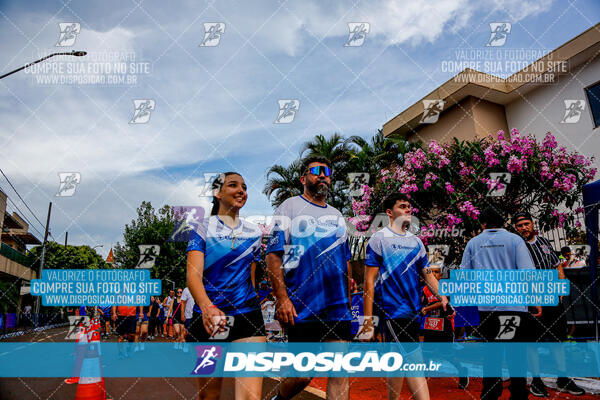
[440,269,569,306]
[0,342,598,378]
[30,269,161,306]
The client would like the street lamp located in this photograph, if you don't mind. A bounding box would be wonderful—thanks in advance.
[0,50,87,80]
[92,245,103,250]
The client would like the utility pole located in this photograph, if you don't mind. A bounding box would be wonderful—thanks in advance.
[34,202,52,327]
[64,231,68,248]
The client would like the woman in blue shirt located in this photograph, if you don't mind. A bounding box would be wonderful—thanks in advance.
[187,172,265,400]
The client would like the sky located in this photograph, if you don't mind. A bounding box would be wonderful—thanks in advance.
[0,0,599,258]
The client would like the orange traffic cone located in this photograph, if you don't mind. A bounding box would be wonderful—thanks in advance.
[74,333,110,400]
[65,323,88,385]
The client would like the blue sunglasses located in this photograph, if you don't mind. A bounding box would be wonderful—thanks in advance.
[307,166,331,177]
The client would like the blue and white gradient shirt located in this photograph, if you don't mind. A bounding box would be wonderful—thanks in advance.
[187,215,262,315]
[365,227,429,320]
[266,195,352,322]
[460,228,535,312]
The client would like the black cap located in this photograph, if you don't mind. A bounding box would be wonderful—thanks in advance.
[512,211,533,224]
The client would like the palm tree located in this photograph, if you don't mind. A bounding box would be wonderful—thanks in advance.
[263,160,304,208]
[299,133,351,170]
[345,129,414,175]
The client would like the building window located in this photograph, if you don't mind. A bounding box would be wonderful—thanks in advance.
[585,81,600,128]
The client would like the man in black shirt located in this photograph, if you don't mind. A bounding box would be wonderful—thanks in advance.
[513,212,585,397]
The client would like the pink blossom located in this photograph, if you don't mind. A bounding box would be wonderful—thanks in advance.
[507,155,526,173]
[551,209,567,228]
[542,132,558,150]
[445,182,455,194]
[459,201,480,219]
[484,146,500,167]
[459,161,475,176]
[446,214,463,227]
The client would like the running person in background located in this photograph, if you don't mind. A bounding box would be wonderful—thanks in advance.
[187,172,266,400]
[96,305,112,339]
[513,212,585,396]
[111,305,137,358]
[461,207,538,400]
[267,156,352,400]
[361,193,449,400]
[420,265,468,390]
[170,288,185,349]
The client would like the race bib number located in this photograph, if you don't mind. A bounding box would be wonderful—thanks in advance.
[423,317,444,331]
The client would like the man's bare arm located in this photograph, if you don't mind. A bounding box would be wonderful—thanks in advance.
[266,252,297,325]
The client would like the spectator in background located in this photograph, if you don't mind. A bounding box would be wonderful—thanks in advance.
[180,287,195,353]
[560,246,586,268]
[420,265,468,390]
[513,212,585,396]
[112,305,137,359]
[461,207,537,400]
[163,290,175,339]
[257,280,271,302]
[148,296,160,340]
[22,304,32,328]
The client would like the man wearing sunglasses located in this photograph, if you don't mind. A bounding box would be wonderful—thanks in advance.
[267,156,352,400]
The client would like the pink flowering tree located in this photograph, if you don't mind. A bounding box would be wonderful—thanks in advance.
[351,129,596,262]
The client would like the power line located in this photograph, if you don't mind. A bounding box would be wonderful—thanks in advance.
[0,168,56,242]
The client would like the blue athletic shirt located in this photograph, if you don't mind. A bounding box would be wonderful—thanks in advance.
[459,228,534,312]
[187,215,262,315]
[365,227,429,320]
[265,195,352,322]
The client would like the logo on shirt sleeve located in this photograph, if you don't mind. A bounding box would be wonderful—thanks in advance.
[282,245,304,271]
